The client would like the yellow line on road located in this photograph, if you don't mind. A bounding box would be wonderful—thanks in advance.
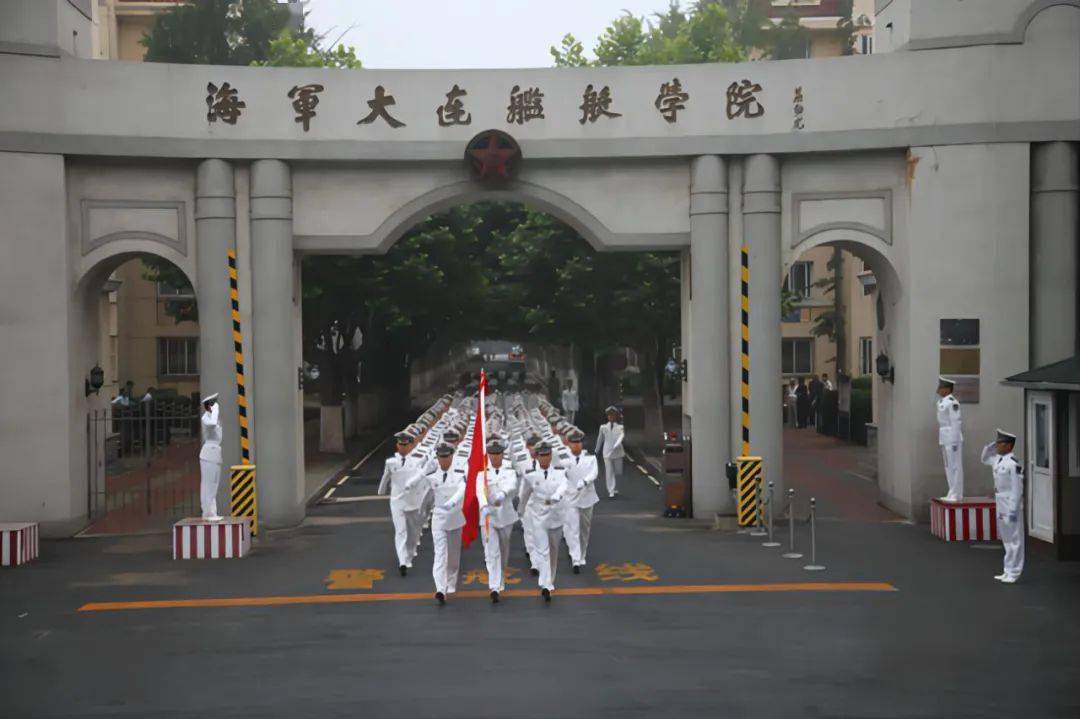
[78,581,897,613]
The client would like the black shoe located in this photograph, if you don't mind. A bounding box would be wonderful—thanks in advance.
[541,588,551,602]
[530,568,540,576]
[524,551,530,561]
[435,591,445,605]
[399,565,407,577]
[490,590,500,604]
[573,565,581,574]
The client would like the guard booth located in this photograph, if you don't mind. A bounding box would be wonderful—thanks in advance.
[1003,356,1080,560]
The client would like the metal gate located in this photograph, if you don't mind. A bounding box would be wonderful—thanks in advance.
[86,398,201,534]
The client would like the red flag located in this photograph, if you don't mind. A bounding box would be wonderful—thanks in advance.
[462,370,488,549]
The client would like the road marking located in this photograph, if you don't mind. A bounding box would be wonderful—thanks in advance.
[320,495,389,504]
[352,437,391,472]
[324,487,336,499]
[77,581,897,613]
[335,475,350,487]
[320,436,392,502]
[632,462,661,487]
[325,568,385,590]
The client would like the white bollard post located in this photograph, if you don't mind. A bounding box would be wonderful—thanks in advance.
[803,497,826,571]
[782,488,803,559]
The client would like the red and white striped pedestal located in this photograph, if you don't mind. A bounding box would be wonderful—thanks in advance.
[1,522,40,567]
[173,517,251,559]
[930,497,998,542]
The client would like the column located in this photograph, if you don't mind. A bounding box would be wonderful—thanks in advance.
[195,160,240,515]
[1031,142,1079,366]
[251,160,304,528]
[689,155,732,517]
[743,154,784,499]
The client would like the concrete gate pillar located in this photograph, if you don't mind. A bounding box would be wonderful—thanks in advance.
[195,159,240,514]
[689,155,732,517]
[1031,142,1079,365]
[743,155,784,499]
[251,160,304,528]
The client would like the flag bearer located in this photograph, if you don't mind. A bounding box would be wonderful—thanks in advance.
[425,443,466,604]
[378,431,426,576]
[198,392,224,521]
[522,442,568,601]
[564,429,599,571]
[595,406,625,498]
[981,430,1025,583]
[481,439,519,603]
[936,377,964,501]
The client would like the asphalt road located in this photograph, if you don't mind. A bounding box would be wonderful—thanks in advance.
[2,435,1079,718]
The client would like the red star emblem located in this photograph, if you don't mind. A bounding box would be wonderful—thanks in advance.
[466,131,520,181]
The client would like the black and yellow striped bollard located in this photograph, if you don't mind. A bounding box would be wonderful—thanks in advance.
[736,456,764,528]
[230,465,258,536]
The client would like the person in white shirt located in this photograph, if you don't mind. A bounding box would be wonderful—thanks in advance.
[424,443,466,604]
[560,381,579,424]
[822,373,834,392]
[564,429,599,571]
[479,439,519,603]
[594,406,625,498]
[514,434,543,576]
[936,377,964,501]
[198,393,224,521]
[521,443,568,601]
[981,429,1025,583]
[377,431,427,576]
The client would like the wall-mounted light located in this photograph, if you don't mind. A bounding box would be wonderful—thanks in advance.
[85,364,105,397]
[875,352,895,384]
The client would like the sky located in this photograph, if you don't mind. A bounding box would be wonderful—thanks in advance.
[302,0,681,69]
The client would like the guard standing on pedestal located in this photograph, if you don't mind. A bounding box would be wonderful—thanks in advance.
[936,377,964,501]
[981,429,1025,583]
[198,392,223,521]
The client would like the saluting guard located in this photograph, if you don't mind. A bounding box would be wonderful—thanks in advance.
[936,377,964,501]
[981,430,1025,583]
[198,392,224,521]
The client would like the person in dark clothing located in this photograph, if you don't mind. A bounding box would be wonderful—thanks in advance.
[808,374,824,429]
[795,377,810,429]
[547,370,560,405]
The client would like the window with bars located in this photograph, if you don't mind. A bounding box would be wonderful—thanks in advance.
[785,261,813,299]
[859,337,873,375]
[157,337,199,376]
[782,338,813,375]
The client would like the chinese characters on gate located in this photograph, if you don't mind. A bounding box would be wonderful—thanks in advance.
[205,78,774,131]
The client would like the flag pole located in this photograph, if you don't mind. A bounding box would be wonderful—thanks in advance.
[480,369,490,534]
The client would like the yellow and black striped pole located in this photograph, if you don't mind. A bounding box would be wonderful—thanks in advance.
[740,245,750,457]
[229,464,258,535]
[736,456,763,527]
[227,249,251,463]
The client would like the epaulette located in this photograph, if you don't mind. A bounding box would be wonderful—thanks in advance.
[454,468,466,474]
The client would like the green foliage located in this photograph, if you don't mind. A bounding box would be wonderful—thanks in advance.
[141,0,296,65]
[550,33,589,67]
[255,32,362,69]
[835,0,857,56]
[140,257,197,323]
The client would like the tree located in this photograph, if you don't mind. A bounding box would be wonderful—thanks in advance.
[809,248,846,376]
[835,0,857,56]
[764,9,810,60]
[141,0,298,66]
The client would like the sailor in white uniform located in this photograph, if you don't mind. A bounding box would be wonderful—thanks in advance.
[564,429,599,571]
[480,439,519,602]
[981,429,1025,583]
[521,442,568,601]
[936,377,964,501]
[424,443,466,604]
[595,406,626,498]
[377,431,427,576]
[198,392,224,521]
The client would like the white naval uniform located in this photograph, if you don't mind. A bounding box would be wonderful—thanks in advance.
[480,462,519,592]
[981,445,1025,581]
[561,388,579,424]
[198,404,223,519]
[595,421,625,497]
[937,394,964,501]
[425,467,466,595]
[377,452,426,568]
[522,467,569,591]
[565,451,600,566]
[514,454,541,570]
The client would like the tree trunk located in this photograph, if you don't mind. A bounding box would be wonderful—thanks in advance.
[832,247,846,377]
[637,340,665,453]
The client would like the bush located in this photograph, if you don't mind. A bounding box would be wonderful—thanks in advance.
[850,388,873,445]
[851,375,873,391]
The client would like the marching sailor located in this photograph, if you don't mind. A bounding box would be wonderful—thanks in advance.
[561,380,579,424]
[564,429,599,571]
[595,406,625,499]
[936,377,964,501]
[378,431,426,576]
[981,430,1025,583]
[522,442,568,601]
[198,392,224,521]
[480,439,519,603]
[515,434,543,575]
[425,443,466,604]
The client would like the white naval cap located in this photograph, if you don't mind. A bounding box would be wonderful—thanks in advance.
[201,392,219,404]
[995,428,1017,443]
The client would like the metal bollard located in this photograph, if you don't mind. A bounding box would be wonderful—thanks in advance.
[762,481,781,548]
[781,488,803,559]
[803,497,825,571]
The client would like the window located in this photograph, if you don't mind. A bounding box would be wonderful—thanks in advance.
[859,337,873,375]
[940,319,980,402]
[157,338,199,376]
[156,282,195,298]
[782,338,813,375]
[860,35,873,55]
[1034,403,1050,469]
[786,261,813,299]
